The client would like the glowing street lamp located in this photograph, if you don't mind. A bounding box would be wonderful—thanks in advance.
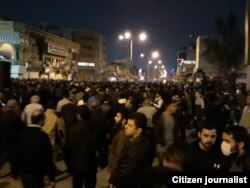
[152,51,159,59]
[118,31,148,68]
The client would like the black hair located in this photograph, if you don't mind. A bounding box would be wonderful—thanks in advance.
[117,107,129,120]
[128,112,147,132]
[223,126,249,150]
[198,119,216,133]
[164,141,195,171]
[77,105,91,120]
[31,110,45,124]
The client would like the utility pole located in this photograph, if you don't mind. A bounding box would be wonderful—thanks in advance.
[245,0,250,91]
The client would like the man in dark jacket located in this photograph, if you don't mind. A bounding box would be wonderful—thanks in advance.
[191,119,226,171]
[11,110,56,188]
[108,112,151,188]
[65,105,97,188]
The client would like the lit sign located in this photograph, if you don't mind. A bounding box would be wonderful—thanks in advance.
[78,62,95,67]
[48,43,68,57]
[0,32,20,44]
[180,60,195,65]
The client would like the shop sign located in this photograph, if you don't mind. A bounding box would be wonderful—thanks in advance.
[0,32,20,44]
[48,43,68,57]
[78,62,95,67]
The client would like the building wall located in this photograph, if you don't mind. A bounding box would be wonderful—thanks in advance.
[49,29,107,81]
[0,21,80,79]
[196,36,221,76]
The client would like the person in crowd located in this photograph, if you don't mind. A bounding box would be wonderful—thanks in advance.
[0,99,25,170]
[192,119,226,171]
[64,105,97,188]
[153,91,163,110]
[108,109,129,174]
[155,100,179,163]
[108,112,151,188]
[194,90,205,124]
[124,96,137,114]
[11,110,56,188]
[56,90,72,113]
[239,94,250,134]
[42,100,66,174]
[21,95,44,125]
[137,97,157,128]
[140,141,195,188]
[221,126,250,172]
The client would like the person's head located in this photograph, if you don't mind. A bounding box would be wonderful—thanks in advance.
[30,95,40,103]
[5,99,19,111]
[165,101,178,115]
[163,142,194,171]
[197,120,217,151]
[195,90,203,98]
[31,110,45,126]
[125,96,134,109]
[143,97,152,106]
[124,112,147,139]
[221,126,249,157]
[155,92,161,98]
[114,108,128,126]
[77,105,91,121]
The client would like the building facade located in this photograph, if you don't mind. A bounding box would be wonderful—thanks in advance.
[0,20,80,79]
[49,29,107,81]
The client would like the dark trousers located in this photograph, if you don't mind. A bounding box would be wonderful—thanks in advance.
[72,172,96,188]
[20,174,44,188]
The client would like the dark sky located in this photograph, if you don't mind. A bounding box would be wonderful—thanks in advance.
[0,0,246,71]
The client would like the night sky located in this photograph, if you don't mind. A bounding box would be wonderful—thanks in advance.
[0,0,246,72]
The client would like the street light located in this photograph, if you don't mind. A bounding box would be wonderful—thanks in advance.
[118,31,147,68]
[152,51,159,59]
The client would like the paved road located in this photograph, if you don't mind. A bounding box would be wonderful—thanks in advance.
[0,161,109,188]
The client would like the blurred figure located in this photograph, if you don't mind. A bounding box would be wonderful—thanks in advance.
[65,106,97,188]
[11,110,56,188]
[239,95,250,134]
[153,91,163,110]
[140,142,195,187]
[21,95,44,125]
[221,126,250,171]
[137,97,156,128]
[108,109,129,174]
[0,99,24,170]
[42,100,66,171]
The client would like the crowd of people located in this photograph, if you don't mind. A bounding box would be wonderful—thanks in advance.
[0,78,249,188]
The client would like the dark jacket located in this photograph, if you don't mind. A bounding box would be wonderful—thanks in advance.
[109,134,150,188]
[11,126,55,181]
[108,128,128,173]
[64,121,97,174]
[191,140,227,171]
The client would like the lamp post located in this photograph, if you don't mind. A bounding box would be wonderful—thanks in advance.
[147,60,152,81]
[118,31,147,68]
